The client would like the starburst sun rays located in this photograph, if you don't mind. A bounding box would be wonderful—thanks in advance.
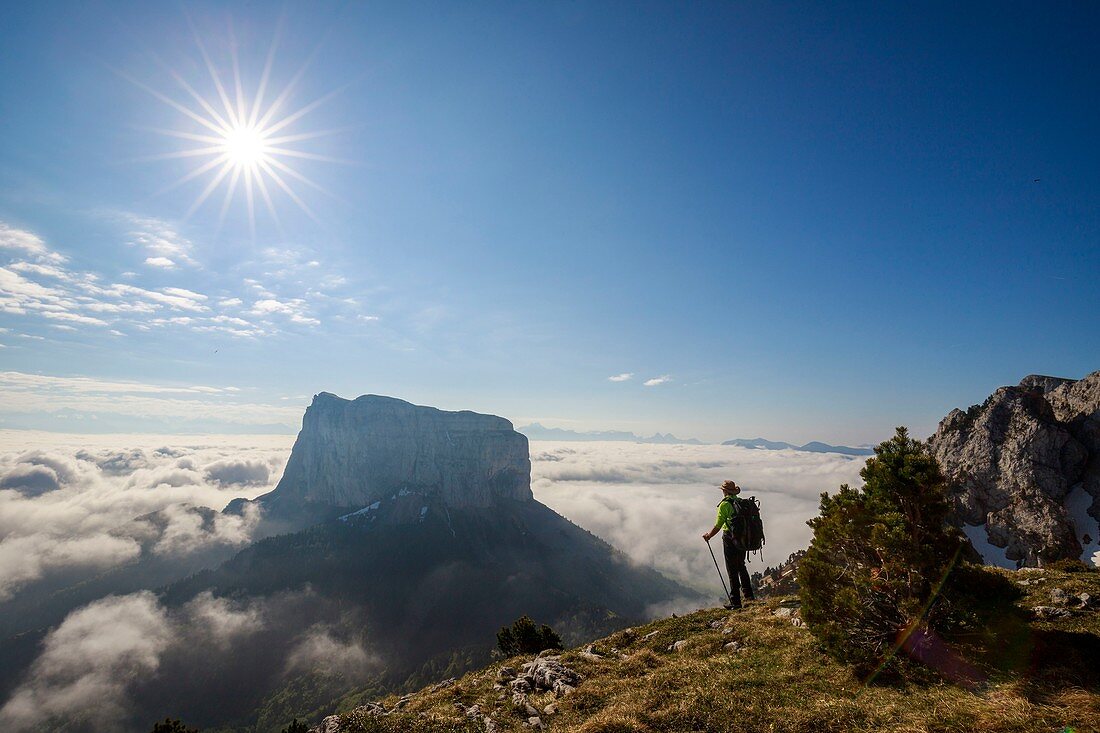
[130,20,346,235]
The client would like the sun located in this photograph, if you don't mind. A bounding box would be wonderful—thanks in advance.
[127,18,345,234]
[224,124,268,167]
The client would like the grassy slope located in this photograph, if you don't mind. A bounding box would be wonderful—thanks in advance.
[327,567,1100,733]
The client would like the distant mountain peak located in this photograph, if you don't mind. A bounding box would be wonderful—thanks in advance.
[721,437,873,455]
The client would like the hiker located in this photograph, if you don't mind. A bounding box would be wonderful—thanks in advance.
[702,479,756,609]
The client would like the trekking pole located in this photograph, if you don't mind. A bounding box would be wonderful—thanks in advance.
[705,537,732,606]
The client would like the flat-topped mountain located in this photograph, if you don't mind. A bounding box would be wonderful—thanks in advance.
[928,370,1100,567]
[266,393,531,509]
[227,393,533,532]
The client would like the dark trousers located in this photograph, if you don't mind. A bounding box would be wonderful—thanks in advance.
[722,531,754,604]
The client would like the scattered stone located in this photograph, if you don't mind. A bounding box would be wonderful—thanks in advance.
[722,628,735,635]
[773,607,796,618]
[360,702,386,716]
[524,703,539,717]
[497,666,517,681]
[464,704,481,718]
[315,715,341,733]
[429,677,457,692]
[515,655,582,699]
[552,681,576,697]
[641,630,660,641]
[1078,592,1094,608]
[668,640,688,652]
[724,641,742,652]
[1051,587,1068,605]
[579,643,603,660]
[526,716,544,729]
[1033,605,1072,619]
[543,703,558,716]
[709,620,724,629]
[483,717,498,733]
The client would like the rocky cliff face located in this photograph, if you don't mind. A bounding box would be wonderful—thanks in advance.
[263,393,532,512]
[928,370,1100,567]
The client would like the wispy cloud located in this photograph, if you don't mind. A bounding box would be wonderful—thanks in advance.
[608,373,634,382]
[248,298,320,326]
[0,371,301,429]
[0,220,276,339]
[0,222,66,265]
[117,213,198,268]
[643,375,672,387]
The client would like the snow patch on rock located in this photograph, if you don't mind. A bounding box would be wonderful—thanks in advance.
[1065,485,1100,566]
[962,523,1016,569]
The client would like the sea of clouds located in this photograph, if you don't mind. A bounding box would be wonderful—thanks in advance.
[529,441,868,595]
[0,433,868,729]
[0,431,294,602]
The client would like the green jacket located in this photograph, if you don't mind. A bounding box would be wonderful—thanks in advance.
[715,496,743,532]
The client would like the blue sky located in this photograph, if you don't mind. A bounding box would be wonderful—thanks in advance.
[0,1,1096,444]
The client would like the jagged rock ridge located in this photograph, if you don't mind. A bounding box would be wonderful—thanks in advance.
[928,370,1100,567]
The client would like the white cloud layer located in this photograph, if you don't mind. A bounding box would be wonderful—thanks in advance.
[530,441,866,595]
[0,432,293,600]
[643,375,672,387]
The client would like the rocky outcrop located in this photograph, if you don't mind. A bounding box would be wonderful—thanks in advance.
[928,371,1100,566]
[259,393,532,513]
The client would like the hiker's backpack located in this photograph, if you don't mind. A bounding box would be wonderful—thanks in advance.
[738,496,765,554]
[724,496,765,559]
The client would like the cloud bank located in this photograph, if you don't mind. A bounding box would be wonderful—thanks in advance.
[0,432,293,601]
[530,440,866,595]
[0,588,369,732]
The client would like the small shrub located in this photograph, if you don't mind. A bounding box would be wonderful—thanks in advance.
[150,720,198,733]
[798,427,964,678]
[496,615,563,656]
[281,719,310,733]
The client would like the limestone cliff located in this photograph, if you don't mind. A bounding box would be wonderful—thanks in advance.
[928,370,1100,566]
[261,393,532,513]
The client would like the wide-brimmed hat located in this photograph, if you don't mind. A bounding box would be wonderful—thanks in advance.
[720,480,740,494]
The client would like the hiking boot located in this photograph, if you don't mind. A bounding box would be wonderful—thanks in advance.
[723,601,743,610]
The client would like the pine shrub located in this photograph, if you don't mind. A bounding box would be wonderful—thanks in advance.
[798,427,964,678]
[150,719,198,733]
[496,615,563,656]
